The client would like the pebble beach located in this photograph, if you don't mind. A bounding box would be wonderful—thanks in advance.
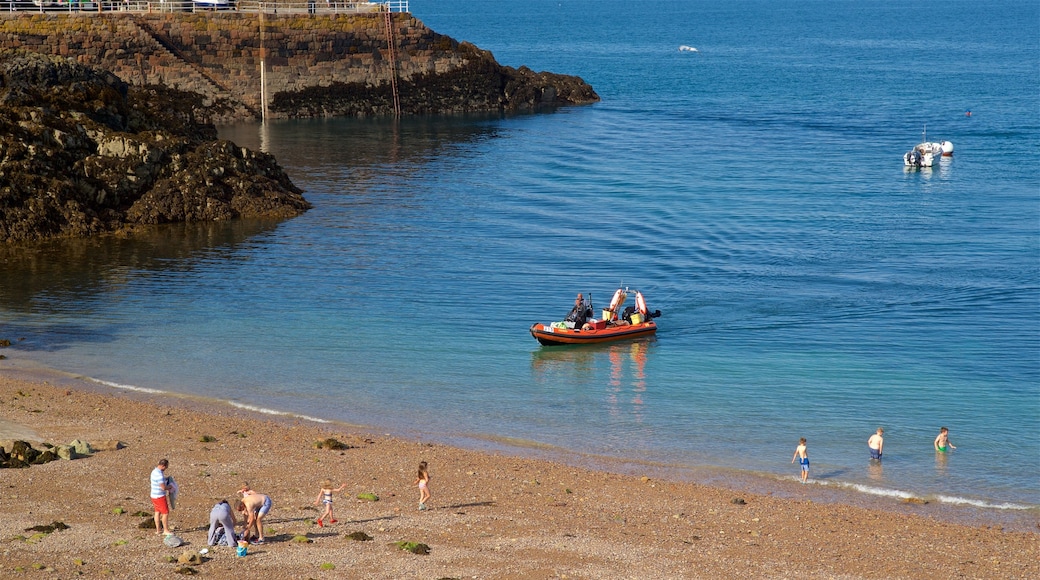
[0,372,1036,579]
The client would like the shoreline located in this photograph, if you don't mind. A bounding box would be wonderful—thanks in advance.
[0,372,1038,579]
[2,358,1037,536]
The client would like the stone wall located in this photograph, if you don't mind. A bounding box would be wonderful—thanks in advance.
[0,12,479,121]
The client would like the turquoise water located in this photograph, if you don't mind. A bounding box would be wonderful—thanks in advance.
[1,0,1038,514]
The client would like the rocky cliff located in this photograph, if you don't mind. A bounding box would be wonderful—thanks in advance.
[0,51,310,243]
[0,13,600,123]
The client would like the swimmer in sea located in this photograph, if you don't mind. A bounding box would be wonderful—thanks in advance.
[934,427,956,453]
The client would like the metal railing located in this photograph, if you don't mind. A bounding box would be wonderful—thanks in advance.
[0,0,409,14]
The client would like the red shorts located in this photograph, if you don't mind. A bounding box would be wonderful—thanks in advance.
[151,496,169,514]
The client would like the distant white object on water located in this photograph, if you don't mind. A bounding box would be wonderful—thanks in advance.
[940,140,954,156]
[678,45,698,52]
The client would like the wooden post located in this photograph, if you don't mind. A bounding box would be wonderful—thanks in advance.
[259,8,268,123]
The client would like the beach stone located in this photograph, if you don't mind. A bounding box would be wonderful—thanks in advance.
[394,541,430,555]
[314,437,350,450]
[55,445,75,460]
[731,498,746,505]
[31,449,58,465]
[346,531,373,541]
[93,440,127,451]
[357,493,379,502]
[25,521,69,534]
[9,440,37,463]
[70,439,94,456]
[177,551,201,564]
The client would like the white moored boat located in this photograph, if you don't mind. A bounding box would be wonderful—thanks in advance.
[904,126,953,168]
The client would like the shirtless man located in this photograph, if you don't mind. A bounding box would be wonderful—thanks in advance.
[236,487,272,544]
[934,427,956,453]
[868,427,884,460]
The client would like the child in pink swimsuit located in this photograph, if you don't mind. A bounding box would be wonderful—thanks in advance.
[414,461,431,511]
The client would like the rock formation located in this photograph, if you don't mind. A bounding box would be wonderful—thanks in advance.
[273,42,600,118]
[0,51,310,243]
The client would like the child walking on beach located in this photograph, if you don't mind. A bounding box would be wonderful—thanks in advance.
[414,461,431,511]
[791,438,809,483]
[313,479,347,527]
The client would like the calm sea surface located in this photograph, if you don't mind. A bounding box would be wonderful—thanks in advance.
[2,0,1038,517]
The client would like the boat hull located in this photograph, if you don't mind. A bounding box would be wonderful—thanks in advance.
[529,321,657,345]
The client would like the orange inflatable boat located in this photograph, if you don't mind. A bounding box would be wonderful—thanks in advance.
[530,288,661,346]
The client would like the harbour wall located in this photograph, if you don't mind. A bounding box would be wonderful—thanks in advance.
[0,11,486,121]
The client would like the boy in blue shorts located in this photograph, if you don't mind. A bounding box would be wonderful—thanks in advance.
[791,438,809,483]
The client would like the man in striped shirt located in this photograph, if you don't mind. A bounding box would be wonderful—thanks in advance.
[150,459,172,535]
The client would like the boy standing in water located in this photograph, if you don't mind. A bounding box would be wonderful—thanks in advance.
[791,438,809,483]
[934,427,956,453]
[868,427,884,460]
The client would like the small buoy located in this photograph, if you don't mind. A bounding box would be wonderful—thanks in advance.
[941,141,954,156]
[678,45,698,52]
[965,110,972,117]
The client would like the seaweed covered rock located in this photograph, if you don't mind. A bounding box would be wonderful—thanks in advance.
[272,43,599,118]
[0,51,310,243]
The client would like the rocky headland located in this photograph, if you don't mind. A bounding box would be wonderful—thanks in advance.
[0,51,310,243]
[0,12,600,242]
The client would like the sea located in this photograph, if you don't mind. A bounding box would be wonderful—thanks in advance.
[2,0,1038,527]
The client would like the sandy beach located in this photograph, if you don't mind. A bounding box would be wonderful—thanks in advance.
[0,370,1036,579]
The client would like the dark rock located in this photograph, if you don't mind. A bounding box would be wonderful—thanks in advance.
[9,441,37,463]
[0,50,310,243]
[31,449,58,465]
[731,498,746,505]
[24,521,69,534]
[314,438,351,450]
[271,43,597,118]
[346,531,373,541]
[394,541,430,555]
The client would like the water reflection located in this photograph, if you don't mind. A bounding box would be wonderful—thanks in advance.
[607,341,647,423]
[0,220,283,313]
[867,458,884,482]
[219,114,514,173]
[934,449,949,478]
[530,340,652,422]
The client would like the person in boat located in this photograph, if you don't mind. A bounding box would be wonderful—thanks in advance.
[564,293,592,329]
